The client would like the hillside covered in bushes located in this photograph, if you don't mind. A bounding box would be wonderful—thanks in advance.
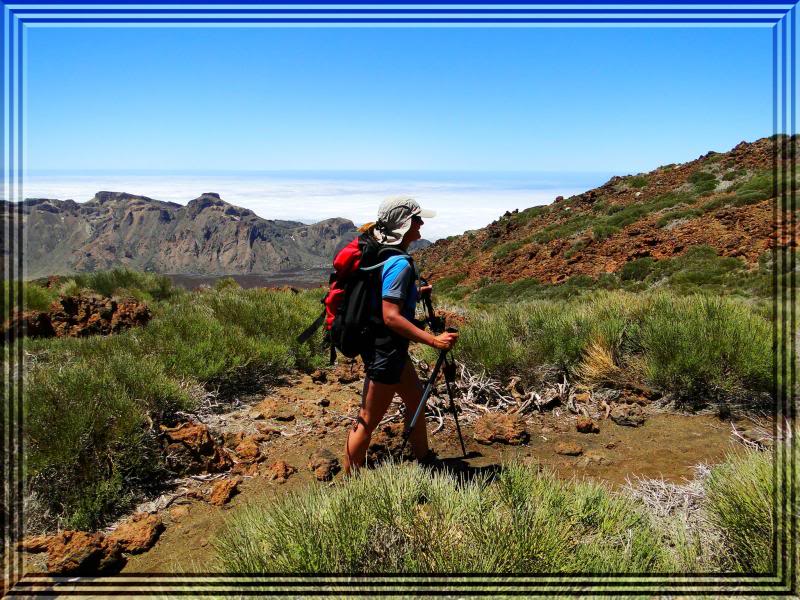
[417,135,795,299]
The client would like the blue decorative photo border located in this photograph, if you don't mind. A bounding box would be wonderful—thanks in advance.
[1,2,796,596]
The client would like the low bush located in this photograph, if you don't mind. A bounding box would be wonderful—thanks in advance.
[24,285,327,528]
[620,257,655,281]
[493,239,525,260]
[637,294,772,400]
[215,461,676,573]
[591,224,621,241]
[453,291,774,403]
[432,274,467,296]
[564,239,588,259]
[688,171,718,195]
[511,205,548,225]
[533,214,592,243]
[1,280,59,319]
[656,207,702,228]
[71,268,181,302]
[628,175,649,188]
[704,450,777,572]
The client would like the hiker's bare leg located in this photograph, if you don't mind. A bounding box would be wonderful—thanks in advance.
[397,359,430,460]
[344,377,394,474]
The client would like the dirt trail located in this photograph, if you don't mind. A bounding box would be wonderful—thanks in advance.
[125,367,739,574]
[19,363,744,576]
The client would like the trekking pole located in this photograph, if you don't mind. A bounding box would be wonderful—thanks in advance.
[399,279,468,460]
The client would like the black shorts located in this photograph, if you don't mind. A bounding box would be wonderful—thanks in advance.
[361,333,410,385]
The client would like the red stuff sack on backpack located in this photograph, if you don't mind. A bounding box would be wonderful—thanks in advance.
[324,236,361,330]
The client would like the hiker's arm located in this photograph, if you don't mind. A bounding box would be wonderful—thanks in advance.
[382,300,457,350]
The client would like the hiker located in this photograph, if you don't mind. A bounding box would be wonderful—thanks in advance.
[343,197,459,474]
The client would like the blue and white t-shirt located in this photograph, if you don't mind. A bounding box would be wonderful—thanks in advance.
[380,255,417,321]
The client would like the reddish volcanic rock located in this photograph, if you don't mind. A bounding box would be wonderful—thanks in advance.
[46,530,125,575]
[160,421,232,475]
[107,513,163,554]
[555,442,584,456]
[309,448,340,481]
[473,413,529,445]
[16,534,51,553]
[209,476,242,506]
[576,416,600,434]
[266,460,297,483]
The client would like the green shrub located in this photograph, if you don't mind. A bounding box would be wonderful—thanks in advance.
[455,291,773,403]
[705,450,774,572]
[1,280,59,319]
[533,214,592,243]
[512,205,548,225]
[493,239,525,259]
[688,171,718,195]
[628,175,648,188]
[638,294,772,400]
[214,277,241,291]
[24,284,328,528]
[656,208,702,228]
[605,205,649,228]
[433,274,467,296]
[736,172,774,203]
[722,169,745,181]
[215,461,676,574]
[620,257,655,281]
[564,239,588,259]
[592,224,620,241]
[71,268,181,303]
[25,341,189,528]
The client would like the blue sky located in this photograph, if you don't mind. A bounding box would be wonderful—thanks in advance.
[28,26,772,174]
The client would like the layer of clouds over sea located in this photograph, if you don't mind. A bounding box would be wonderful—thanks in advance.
[22,172,609,241]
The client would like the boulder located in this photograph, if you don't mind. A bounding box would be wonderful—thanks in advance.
[161,421,213,455]
[160,421,232,475]
[266,460,297,483]
[169,505,190,521]
[234,436,263,463]
[260,400,295,422]
[46,530,125,575]
[16,534,51,553]
[334,361,363,384]
[610,404,646,427]
[107,513,163,554]
[473,413,529,445]
[309,449,340,481]
[576,416,600,434]
[209,476,242,506]
[554,441,584,456]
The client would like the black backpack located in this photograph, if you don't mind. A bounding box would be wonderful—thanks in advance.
[296,232,411,362]
[329,236,409,359]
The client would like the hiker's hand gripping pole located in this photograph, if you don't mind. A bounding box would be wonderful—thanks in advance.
[399,279,468,460]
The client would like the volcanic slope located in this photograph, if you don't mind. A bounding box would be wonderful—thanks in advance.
[416,136,794,289]
[8,191,358,278]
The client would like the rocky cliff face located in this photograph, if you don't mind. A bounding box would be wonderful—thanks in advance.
[417,135,794,286]
[9,191,359,277]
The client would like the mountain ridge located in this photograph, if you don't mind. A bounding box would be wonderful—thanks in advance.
[9,191,359,278]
